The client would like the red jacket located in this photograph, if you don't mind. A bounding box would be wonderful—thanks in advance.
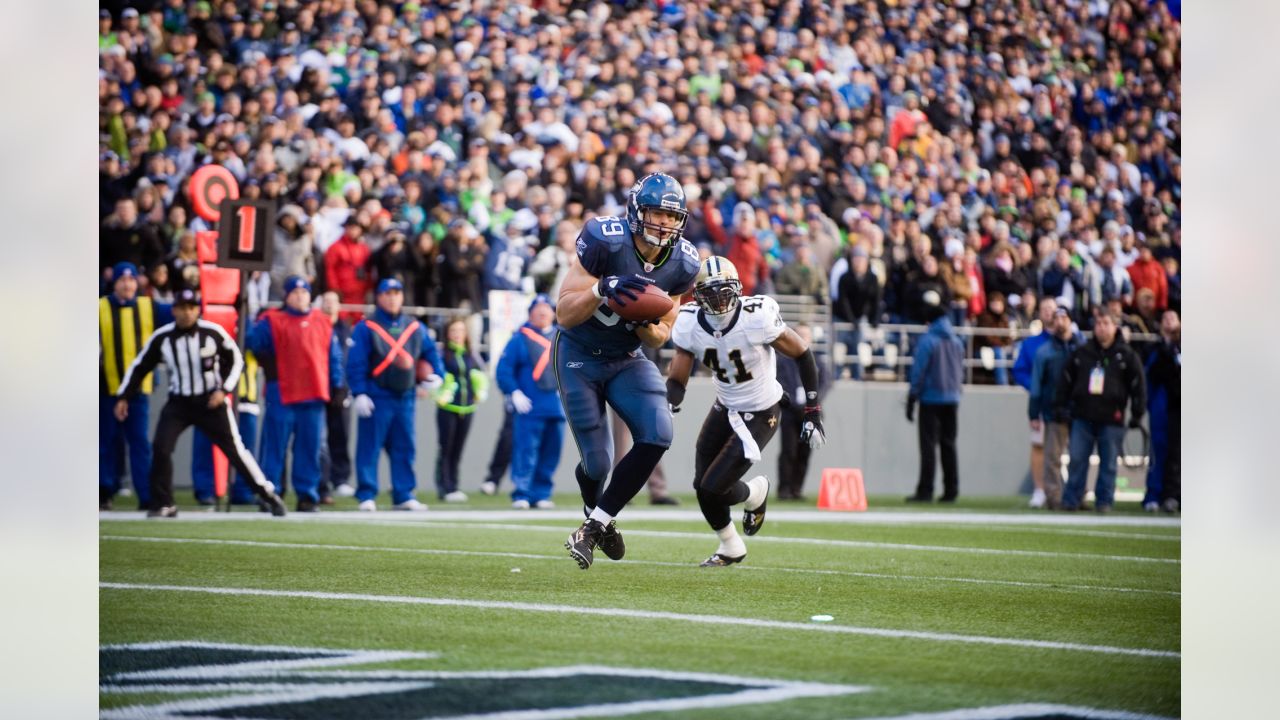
[725,233,768,296]
[324,234,372,322]
[1127,257,1168,310]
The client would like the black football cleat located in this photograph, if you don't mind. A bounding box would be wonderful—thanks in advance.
[146,505,179,518]
[699,553,745,567]
[264,494,288,517]
[296,498,318,513]
[742,478,770,537]
[598,520,625,561]
[565,518,607,570]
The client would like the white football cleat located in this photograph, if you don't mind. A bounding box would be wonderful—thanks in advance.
[393,498,428,511]
[357,499,377,512]
[479,481,497,496]
[534,499,556,509]
[444,491,468,503]
[511,499,531,509]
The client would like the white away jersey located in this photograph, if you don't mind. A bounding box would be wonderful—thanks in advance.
[671,295,787,412]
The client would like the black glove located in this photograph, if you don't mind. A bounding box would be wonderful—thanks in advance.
[905,396,917,423]
[1128,414,1144,429]
[799,404,826,449]
[596,274,652,306]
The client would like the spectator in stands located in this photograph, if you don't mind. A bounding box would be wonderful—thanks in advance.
[1143,310,1181,513]
[249,277,344,512]
[324,217,372,325]
[1012,298,1060,508]
[1127,241,1169,312]
[982,244,1027,312]
[435,318,488,503]
[438,220,485,312]
[725,205,769,297]
[834,246,882,380]
[1089,247,1134,311]
[775,242,827,302]
[905,254,951,325]
[370,225,424,293]
[972,291,1013,386]
[940,240,977,327]
[1028,307,1081,511]
[99,263,171,510]
[1040,249,1085,320]
[1163,256,1181,315]
[495,295,564,510]
[905,291,964,504]
[1057,312,1147,513]
[347,278,444,512]
[101,198,165,289]
[270,205,315,300]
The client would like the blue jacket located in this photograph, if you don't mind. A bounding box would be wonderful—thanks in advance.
[909,316,964,405]
[346,308,444,399]
[1028,332,1081,421]
[1011,331,1049,390]
[248,307,345,392]
[495,322,565,420]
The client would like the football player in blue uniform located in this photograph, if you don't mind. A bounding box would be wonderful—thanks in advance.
[556,172,701,569]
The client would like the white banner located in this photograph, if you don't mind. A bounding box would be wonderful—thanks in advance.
[486,290,533,376]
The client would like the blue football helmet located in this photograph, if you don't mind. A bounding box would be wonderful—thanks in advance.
[626,172,688,248]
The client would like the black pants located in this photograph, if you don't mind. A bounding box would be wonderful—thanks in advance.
[149,396,276,509]
[777,410,812,499]
[694,402,781,531]
[320,398,352,493]
[484,406,515,487]
[914,404,959,500]
[435,409,473,497]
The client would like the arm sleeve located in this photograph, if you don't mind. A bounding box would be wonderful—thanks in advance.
[575,224,611,278]
[1028,349,1045,420]
[908,335,932,400]
[117,329,166,399]
[329,331,345,389]
[495,337,522,395]
[796,348,821,406]
[247,316,274,356]
[212,325,244,393]
[345,323,371,396]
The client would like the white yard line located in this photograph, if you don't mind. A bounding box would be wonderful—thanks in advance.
[100,508,1181,527]
[99,582,1180,660]
[100,517,1179,564]
[101,535,1180,597]
[848,703,1174,720]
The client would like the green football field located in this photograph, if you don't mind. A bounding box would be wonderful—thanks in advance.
[99,494,1180,719]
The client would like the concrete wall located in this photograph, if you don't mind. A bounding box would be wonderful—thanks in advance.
[158,379,1038,498]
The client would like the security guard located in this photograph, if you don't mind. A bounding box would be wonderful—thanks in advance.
[191,349,264,505]
[99,261,172,510]
[348,278,444,511]
[250,276,345,512]
[495,294,563,509]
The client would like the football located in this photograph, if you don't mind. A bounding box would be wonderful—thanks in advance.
[608,283,674,322]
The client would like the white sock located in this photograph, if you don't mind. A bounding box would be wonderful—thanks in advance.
[716,523,746,558]
[744,476,769,511]
[588,507,614,527]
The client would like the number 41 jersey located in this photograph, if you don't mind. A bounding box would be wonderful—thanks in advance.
[671,295,787,412]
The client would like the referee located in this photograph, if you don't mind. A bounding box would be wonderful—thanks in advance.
[114,288,287,518]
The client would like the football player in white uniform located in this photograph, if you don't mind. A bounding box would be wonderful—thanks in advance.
[667,256,826,567]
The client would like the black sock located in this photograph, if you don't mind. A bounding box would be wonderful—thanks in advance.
[597,442,667,516]
[576,463,601,513]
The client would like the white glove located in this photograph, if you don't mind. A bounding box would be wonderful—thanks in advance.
[352,394,375,418]
[510,390,533,414]
[417,374,443,393]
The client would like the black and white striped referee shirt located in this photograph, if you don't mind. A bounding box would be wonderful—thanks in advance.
[117,319,244,399]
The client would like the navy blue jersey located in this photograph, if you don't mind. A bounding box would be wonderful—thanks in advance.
[562,215,700,355]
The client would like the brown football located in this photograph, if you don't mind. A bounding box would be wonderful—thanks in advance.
[608,283,674,322]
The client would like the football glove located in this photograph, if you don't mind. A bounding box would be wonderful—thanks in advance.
[595,274,652,306]
[799,404,826,449]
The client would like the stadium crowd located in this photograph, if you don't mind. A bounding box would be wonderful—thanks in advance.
[98,0,1181,511]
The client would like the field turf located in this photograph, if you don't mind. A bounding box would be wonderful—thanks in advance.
[100,493,1180,719]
